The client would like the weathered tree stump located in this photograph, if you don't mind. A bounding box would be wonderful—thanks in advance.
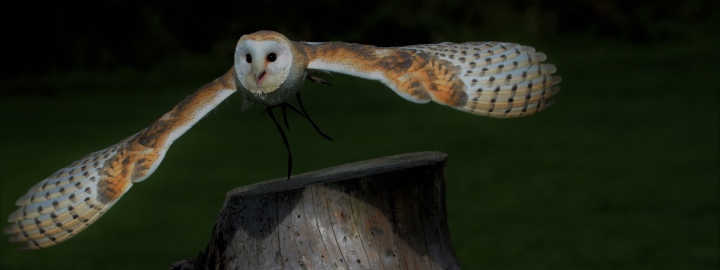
[188,151,460,270]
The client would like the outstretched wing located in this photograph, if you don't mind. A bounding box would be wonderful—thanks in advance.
[298,41,560,118]
[5,133,140,249]
[5,68,237,250]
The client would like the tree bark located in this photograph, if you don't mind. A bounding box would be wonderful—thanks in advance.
[187,151,460,270]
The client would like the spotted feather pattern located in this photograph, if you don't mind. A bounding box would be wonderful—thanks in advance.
[4,133,139,250]
[6,31,562,250]
[302,40,560,118]
[5,68,237,250]
[399,42,561,117]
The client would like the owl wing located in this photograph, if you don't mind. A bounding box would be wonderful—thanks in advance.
[5,68,237,250]
[298,41,560,118]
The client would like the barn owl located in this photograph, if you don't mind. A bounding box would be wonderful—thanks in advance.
[5,30,561,250]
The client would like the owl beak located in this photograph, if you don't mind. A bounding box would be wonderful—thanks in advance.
[256,70,266,86]
[252,60,267,86]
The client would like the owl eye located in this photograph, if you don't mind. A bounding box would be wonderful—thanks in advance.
[267,53,277,62]
[245,54,252,63]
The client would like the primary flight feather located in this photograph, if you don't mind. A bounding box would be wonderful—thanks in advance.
[5,30,560,249]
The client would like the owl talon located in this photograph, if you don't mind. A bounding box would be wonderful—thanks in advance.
[307,75,331,86]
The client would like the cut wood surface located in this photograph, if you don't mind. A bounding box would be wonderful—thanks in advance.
[188,151,460,270]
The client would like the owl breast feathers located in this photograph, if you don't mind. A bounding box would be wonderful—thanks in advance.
[6,30,559,250]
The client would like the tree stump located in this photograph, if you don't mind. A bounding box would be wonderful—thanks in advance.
[189,151,460,270]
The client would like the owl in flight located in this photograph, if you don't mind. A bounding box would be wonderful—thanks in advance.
[5,30,561,249]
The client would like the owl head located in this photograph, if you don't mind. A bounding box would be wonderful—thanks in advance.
[234,31,294,95]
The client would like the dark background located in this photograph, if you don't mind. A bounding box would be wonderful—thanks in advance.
[1,0,718,269]
[2,0,715,87]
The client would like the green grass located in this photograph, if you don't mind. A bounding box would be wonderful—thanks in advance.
[0,38,717,269]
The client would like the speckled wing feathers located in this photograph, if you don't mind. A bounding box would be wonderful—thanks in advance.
[5,133,139,249]
[302,41,560,118]
[399,42,561,117]
[5,68,237,249]
[6,32,562,250]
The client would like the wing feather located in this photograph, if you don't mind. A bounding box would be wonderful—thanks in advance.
[5,68,237,249]
[301,41,560,118]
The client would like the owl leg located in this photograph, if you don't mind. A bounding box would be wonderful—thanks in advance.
[292,91,333,141]
[279,104,290,130]
[263,91,333,179]
[265,106,293,180]
[272,94,332,141]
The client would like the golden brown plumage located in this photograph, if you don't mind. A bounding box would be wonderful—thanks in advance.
[5,69,237,249]
[298,40,560,117]
[6,30,560,249]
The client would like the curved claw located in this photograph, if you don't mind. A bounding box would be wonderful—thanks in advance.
[307,75,332,86]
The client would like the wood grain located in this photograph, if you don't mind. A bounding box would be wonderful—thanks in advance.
[190,151,460,270]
